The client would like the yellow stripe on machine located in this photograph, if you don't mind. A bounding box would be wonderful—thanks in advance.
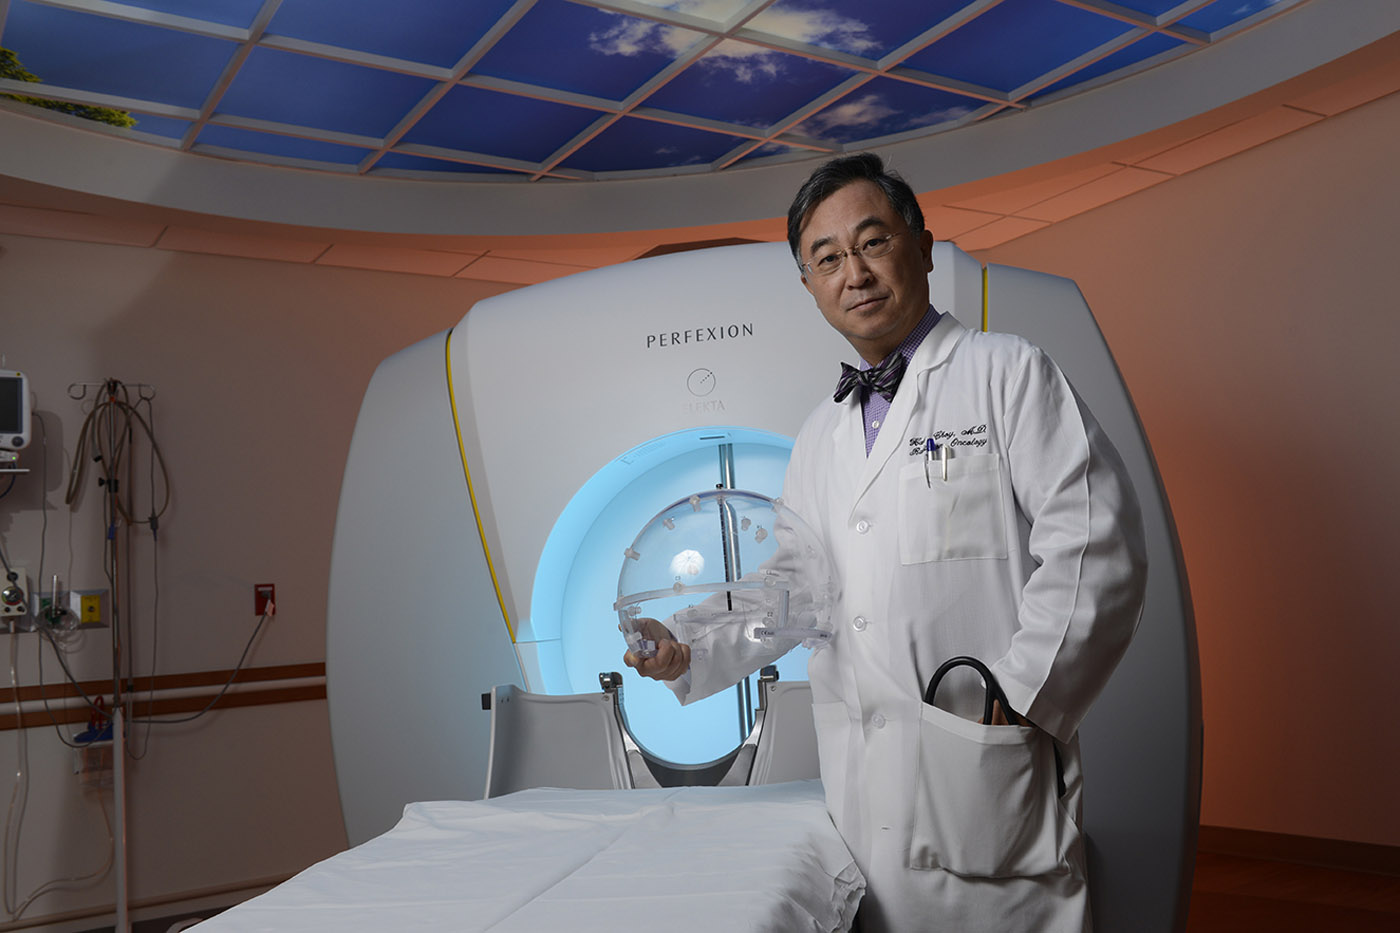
[982,264,989,332]
[444,328,516,643]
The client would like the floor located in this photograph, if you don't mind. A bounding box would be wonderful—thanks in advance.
[1186,851,1400,932]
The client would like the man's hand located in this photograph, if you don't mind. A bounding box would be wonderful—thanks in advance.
[980,700,1027,727]
[622,618,692,682]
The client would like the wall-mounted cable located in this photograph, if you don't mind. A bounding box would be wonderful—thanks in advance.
[130,603,272,726]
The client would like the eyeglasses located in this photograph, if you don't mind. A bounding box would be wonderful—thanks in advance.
[801,231,906,278]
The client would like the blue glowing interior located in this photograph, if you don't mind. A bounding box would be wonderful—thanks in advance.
[529,427,809,766]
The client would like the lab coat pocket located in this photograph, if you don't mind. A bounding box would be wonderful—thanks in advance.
[898,455,1007,564]
[907,703,1069,878]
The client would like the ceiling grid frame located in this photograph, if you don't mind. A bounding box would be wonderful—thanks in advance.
[178,0,284,151]
[0,0,1322,180]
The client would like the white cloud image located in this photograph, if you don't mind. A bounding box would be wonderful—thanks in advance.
[801,92,897,135]
[903,104,974,130]
[748,6,879,55]
[747,141,791,158]
[800,93,975,142]
[588,17,700,57]
[699,39,782,82]
[588,2,878,85]
[635,0,749,18]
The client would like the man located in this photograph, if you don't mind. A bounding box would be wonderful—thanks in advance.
[628,153,1147,931]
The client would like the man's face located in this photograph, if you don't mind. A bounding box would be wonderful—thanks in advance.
[797,180,934,365]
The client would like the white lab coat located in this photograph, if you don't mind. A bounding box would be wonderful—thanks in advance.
[671,313,1147,932]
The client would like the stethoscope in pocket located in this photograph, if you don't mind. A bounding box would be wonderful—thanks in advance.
[923,655,1065,796]
[923,655,1023,726]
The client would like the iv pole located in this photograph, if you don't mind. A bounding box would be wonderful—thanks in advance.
[101,381,129,933]
[69,379,147,933]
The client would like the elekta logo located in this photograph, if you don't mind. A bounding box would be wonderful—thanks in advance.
[647,322,754,349]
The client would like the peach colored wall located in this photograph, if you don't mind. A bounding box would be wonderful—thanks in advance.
[0,235,512,924]
[975,91,1400,845]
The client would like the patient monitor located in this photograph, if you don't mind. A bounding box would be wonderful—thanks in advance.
[327,242,1200,933]
[0,370,31,452]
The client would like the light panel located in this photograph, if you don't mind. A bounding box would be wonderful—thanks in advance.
[402,84,602,163]
[267,0,518,68]
[1179,0,1291,34]
[563,114,742,172]
[643,41,857,126]
[221,47,441,138]
[117,112,191,139]
[754,0,976,59]
[793,76,986,144]
[474,0,702,101]
[5,0,237,108]
[1031,30,1187,101]
[0,0,1317,181]
[905,0,1137,94]
[117,0,265,29]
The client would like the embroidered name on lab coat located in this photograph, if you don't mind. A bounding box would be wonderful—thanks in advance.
[908,423,990,455]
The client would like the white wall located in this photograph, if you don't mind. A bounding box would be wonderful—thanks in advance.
[975,90,1400,846]
[0,235,512,925]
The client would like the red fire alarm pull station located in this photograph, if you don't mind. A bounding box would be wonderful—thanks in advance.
[254,584,276,616]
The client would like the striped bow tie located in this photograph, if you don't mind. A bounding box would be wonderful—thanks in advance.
[833,353,907,403]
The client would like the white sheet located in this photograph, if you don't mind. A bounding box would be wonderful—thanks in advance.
[196,781,863,932]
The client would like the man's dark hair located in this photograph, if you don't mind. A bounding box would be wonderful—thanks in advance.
[786,153,925,265]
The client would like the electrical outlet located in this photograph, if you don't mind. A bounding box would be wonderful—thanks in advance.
[254,583,276,616]
[69,589,109,628]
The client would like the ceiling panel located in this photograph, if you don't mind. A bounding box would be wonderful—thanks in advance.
[3,0,238,109]
[732,140,808,165]
[751,0,977,60]
[126,113,194,140]
[473,0,703,101]
[1178,0,1291,35]
[904,0,1137,94]
[791,76,985,144]
[563,114,743,171]
[401,84,602,164]
[217,46,438,138]
[642,41,857,126]
[1031,31,1187,101]
[119,0,266,30]
[0,0,1319,182]
[266,0,519,68]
